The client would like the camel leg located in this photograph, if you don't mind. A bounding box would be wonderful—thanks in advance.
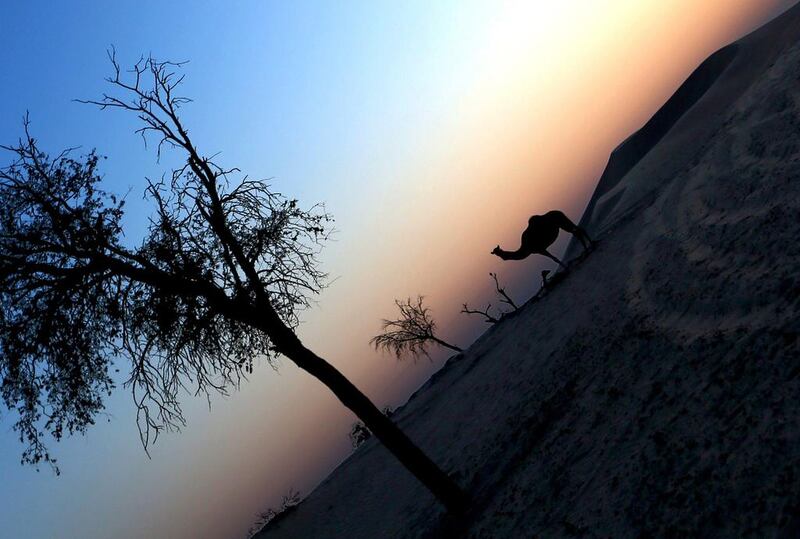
[575,227,593,250]
[543,250,568,270]
[552,211,593,251]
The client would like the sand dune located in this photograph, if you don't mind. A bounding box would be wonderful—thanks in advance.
[575,1,800,240]
[574,43,738,235]
[256,3,800,537]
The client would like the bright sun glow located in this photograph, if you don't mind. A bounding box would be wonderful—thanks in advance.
[476,1,579,77]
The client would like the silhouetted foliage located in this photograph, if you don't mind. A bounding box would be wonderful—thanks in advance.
[247,488,302,537]
[371,296,462,361]
[0,51,467,513]
[0,122,122,470]
[349,406,394,448]
[0,109,328,467]
[349,421,372,448]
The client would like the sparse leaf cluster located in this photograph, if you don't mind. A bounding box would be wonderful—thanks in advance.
[247,488,302,537]
[349,406,395,448]
[372,273,520,360]
[370,296,462,361]
[0,127,121,470]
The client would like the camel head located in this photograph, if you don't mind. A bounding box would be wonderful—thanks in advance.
[491,245,502,257]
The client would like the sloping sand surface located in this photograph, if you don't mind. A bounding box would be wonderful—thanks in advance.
[575,1,800,239]
[574,43,738,235]
[257,4,800,537]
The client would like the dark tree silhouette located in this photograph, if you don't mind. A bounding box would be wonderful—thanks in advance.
[490,272,518,311]
[350,406,394,448]
[0,52,466,512]
[349,421,372,448]
[247,488,302,538]
[371,296,462,360]
[460,302,500,324]
[461,272,518,325]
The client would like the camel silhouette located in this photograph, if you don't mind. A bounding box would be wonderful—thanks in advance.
[491,210,592,269]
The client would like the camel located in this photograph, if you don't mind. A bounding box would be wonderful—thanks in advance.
[491,210,592,269]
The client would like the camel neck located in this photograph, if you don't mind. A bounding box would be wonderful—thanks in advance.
[498,248,528,261]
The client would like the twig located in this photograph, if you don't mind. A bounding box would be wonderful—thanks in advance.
[490,272,518,311]
[461,303,499,324]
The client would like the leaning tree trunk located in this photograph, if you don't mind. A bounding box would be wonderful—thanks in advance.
[254,303,468,514]
[430,336,462,354]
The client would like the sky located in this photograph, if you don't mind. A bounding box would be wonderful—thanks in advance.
[0,1,796,538]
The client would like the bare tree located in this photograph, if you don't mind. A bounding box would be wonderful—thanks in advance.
[0,52,466,512]
[371,296,462,360]
[490,272,518,311]
[461,272,519,325]
[460,303,500,324]
[247,488,302,537]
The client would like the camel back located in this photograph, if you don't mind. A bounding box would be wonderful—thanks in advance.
[536,210,579,233]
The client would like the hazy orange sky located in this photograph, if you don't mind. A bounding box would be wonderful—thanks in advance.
[0,1,796,538]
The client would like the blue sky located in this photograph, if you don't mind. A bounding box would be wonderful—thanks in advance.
[0,3,498,536]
